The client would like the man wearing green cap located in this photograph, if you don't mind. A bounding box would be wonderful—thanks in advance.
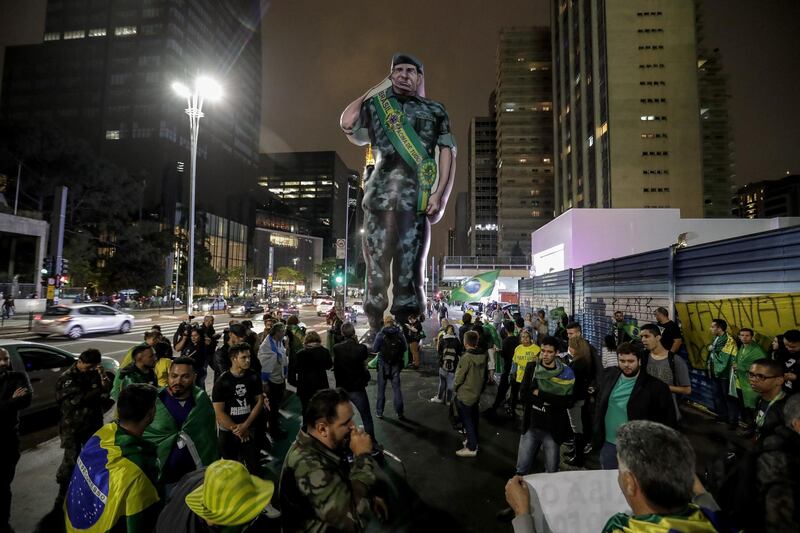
[155,459,277,532]
[340,52,456,333]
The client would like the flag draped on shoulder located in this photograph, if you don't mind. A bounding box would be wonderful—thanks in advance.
[143,386,219,482]
[601,504,724,532]
[65,422,161,533]
[450,270,500,301]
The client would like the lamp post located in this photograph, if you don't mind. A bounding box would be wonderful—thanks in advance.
[172,76,222,317]
[343,183,351,308]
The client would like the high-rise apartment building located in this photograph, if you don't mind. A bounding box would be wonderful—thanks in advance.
[735,175,800,219]
[1,0,263,275]
[468,115,498,256]
[495,27,553,258]
[551,0,704,217]
[696,2,735,218]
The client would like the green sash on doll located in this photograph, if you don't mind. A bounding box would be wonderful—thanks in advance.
[373,90,437,212]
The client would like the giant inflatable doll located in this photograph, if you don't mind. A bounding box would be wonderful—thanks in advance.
[340,53,456,336]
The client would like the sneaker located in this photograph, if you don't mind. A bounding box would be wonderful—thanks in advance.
[397,414,407,421]
[376,413,384,420]
[430,396,444,404]
[455,447,478,458]
[263,503,281,519]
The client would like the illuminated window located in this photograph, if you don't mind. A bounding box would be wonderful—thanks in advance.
[114,26,137,36]
[270,234,298,248]
[64,30,85,40]
[44,32,60,41]
[105,130,120,140]
[88,28,106,37]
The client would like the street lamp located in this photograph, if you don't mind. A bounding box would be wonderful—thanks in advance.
[172,76,222,316]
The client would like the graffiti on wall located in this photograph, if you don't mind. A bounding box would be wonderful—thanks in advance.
[676,293,800,369]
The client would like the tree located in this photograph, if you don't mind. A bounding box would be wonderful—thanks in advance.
[275,266,305,284]
[314,258,337,280]
[100,223,173,293]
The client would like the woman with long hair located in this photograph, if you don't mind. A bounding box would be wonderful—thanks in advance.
[564,336,593,466]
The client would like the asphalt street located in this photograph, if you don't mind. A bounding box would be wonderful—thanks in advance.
[7,306,749,533]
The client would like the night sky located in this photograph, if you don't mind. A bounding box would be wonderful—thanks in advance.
[1,0,798,257]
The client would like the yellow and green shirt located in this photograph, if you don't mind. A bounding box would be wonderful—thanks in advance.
[513,343,541,383]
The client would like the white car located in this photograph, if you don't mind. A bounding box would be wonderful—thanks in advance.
[351,300,365,315]
[316,300,335,316]
[32,304,135,339]
[192,297,227,312]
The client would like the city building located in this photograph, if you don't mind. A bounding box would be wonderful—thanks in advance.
[454,191,469,256]
[531,208,799,275]
[551,1,704,218]
[468,114,498,256]
[1,0,263,284]
[259,151,362,259]
[495,27,554,258]
[736,175,800,219]
[447,228,455,257]
[696,2,735,218]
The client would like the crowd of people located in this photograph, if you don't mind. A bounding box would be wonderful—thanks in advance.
[1,301,799,532]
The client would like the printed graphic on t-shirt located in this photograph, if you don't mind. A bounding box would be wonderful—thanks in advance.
[231,383,251,417]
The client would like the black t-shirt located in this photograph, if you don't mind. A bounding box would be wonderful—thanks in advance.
[658,320,683,351]
[775,350,799,393]
[211,370,262,426]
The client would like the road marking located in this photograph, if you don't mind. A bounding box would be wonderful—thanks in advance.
[66,338,140,345]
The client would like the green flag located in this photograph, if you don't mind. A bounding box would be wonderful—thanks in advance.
[450,270,500,301]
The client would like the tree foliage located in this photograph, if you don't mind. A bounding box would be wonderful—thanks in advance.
[276,266,305,283]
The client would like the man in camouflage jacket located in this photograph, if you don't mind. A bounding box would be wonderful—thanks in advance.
[55,348,112,495]
[279,388,385,532]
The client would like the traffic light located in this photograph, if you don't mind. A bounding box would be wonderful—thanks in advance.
[41,256,53,276]
[330,268,344,287]
[61,258,70,275]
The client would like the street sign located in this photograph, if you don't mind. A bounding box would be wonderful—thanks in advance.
[47,285,55,299]
[336,238,346,259]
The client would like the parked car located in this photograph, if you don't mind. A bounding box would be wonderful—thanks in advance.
[502,304,520,316]
[466,301,484,314]
[351,300,365,315]
[32,304,135,339]
[316,299,335,316]
[192,297,227,312]
[229,300,264,317]
[0,339,118,416]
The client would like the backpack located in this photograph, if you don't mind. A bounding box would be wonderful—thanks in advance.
[381,331,405,365]
[442,344,458,372]
[641,351,677,385]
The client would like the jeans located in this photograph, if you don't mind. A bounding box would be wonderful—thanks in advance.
[218,429,261,475]
[492,365,512,409]
[456,399,479,450]
[348,388,376,440]
[712,376,739,424]
[195,365,208,391]
[376,359,404,416]
[600,442,618,470]
[516,427,560,475]
[437,368,455,403]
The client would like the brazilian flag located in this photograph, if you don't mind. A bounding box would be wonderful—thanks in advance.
[450,270,500,301]
[65,422,161,532]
